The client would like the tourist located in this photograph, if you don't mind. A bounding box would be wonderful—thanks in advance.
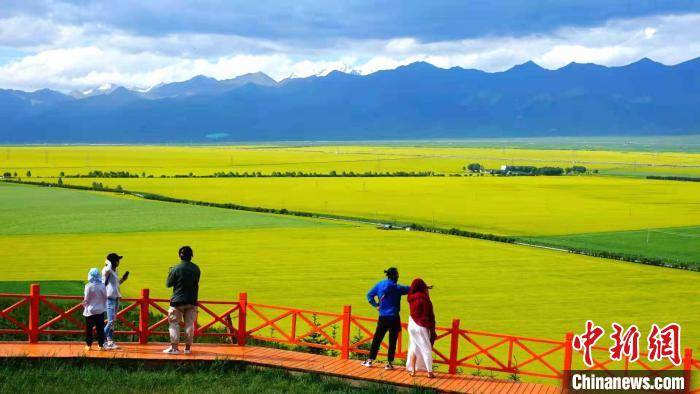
[102,252,129,350]
[82,268,107,351]
[163,246,201,355]
[406,278,436,378]
[362,267,410,370]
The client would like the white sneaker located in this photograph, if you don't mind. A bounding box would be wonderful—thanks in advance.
[361,360,373,367]
[183,349,191,355]
[162,347,180,355]
[104,341,119,350]
[385,363,395,370]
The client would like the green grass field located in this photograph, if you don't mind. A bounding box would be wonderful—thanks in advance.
[1,182,699,356]
[0,280,82,294]
[0,358,417,394]
[1,182,338,235]
[522,226,700,266]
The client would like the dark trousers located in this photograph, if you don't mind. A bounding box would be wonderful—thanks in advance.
[368,315,402,362]
[85,313,106,347]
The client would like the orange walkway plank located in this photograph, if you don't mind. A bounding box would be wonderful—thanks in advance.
[0,342,560,394]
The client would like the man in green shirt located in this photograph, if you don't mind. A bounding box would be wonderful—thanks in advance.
[163,246,201,355]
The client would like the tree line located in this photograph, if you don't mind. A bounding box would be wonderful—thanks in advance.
[647,175,700,182]
[463,163,587,176]
[31,170,440,178]
[6,165,591,179]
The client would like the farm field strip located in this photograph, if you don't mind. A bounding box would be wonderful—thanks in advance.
[0,182,341,236]
[5,145,700,176]
[522,225,700,266]
[53,176,700,237]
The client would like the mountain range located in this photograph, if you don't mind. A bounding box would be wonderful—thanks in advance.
[1,58,699,143]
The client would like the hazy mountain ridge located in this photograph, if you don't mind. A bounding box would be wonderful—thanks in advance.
[1,58,699,142]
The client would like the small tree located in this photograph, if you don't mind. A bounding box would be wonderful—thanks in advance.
[26,170,32,177]
[566,165,587,174]
[467,163,483,173]
[537,166,564,176]
[57,177,63,185]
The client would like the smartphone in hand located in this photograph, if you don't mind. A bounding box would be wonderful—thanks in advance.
[122,271,130,280]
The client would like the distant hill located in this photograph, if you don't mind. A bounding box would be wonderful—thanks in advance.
[1,57,699,142]
[144,72,279,99]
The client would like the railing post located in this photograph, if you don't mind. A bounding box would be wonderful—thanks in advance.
[683,348,693,394]
[290,312,297,344]
[28,283,40,343]
[448,318,460,374]
[138,288,150,344]
[237,292,247,346]
[340,305,351,359]
[562,332,574,392]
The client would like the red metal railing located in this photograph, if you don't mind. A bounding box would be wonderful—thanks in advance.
[690,357,700,394]
[0,284,696,390]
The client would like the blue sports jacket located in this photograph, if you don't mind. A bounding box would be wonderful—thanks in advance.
[366,279,410,317]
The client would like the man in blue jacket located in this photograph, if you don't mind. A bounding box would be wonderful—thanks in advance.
[362,267,410,370]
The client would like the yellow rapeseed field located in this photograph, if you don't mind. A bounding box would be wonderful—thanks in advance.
[59,176,700,236]
[5,226,700,350]
[3,145,700,176]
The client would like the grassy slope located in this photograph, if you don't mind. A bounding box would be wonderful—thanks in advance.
[0,182,338,235]
[57,176,700,236]
[0,359,425,394]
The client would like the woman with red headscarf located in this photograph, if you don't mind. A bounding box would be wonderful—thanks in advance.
[406,278,436,378]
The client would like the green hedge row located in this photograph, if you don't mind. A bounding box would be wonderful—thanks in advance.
[647,175,700,182]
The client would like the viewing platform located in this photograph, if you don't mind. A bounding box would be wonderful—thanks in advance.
[1,284,696,393]
[0,342,558,393]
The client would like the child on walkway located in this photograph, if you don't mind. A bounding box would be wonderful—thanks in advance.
[82,268,107,351]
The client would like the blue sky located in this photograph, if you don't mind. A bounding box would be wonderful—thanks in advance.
[1,0,700,91]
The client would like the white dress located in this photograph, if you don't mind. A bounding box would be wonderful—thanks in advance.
[406,316,434,373]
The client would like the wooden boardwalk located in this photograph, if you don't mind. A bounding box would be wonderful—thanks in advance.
[0,342,560,393]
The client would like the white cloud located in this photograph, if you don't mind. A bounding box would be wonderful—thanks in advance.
[0,16,59,47]
[385,38,418,53]
[537,45,636,67]
[1,12,699,92]
[644,27,657,39]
